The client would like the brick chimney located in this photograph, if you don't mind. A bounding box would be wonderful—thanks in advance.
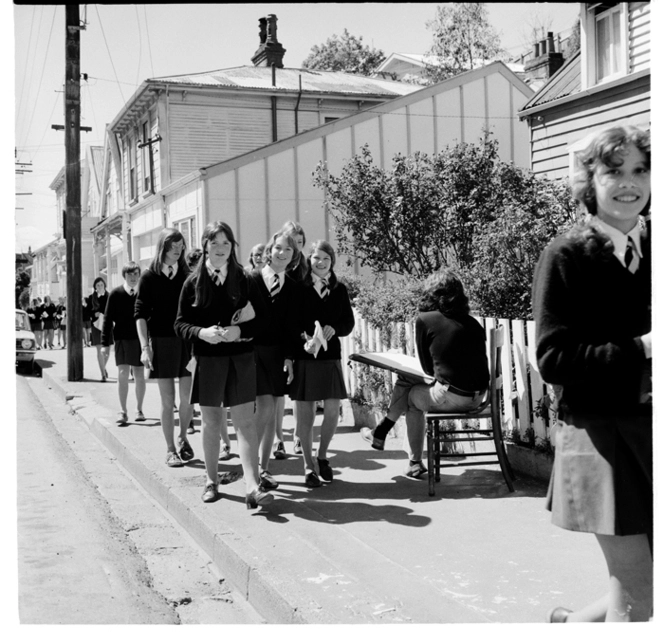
[524,31,564,83]
[251,14,286,68]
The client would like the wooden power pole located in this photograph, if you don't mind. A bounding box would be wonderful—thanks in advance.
[65,5,83,380]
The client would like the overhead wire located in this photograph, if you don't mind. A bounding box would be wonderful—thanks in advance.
[17,4,44,141]
[94,4,126,104]
[144,4,155,78]
[134,4,142,88]
[15,4,37,135]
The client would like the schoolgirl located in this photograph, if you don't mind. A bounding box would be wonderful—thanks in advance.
[290,240,355,487]
[276,220,309,457]
[174,221,273,508]
[55,297,67,348]
[90,277,111,380]
[41,295,57,350]
[533,125,652,621]
[246,243,267,272]
[135,229,195,468]
[27,298,43,349]
[247,232,302,490]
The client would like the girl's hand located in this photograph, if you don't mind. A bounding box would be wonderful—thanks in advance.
[141,345,154,370]
[284,359,294,384]
[322,325,336,341]
[199,326,224,344]
[303,332,316,354]
[219,325,241,342]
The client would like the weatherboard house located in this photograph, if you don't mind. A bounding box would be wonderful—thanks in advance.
[91,14,533,286]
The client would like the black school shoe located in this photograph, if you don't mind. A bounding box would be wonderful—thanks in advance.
[177,437,195,461]
[305,471,322,488]
[317,458,333,482]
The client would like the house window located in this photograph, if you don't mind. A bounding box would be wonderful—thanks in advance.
[174,217,197,253]
[128,133,138,203]
[141,119,152,194]
[595,3,624,82]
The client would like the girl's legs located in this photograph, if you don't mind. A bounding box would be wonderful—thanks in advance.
[315,398,340,461]
[46,328,54,349]
[295,400,317,473]
[156,378,177,453]
[96,345,107,379]
[177,376,194,442]
[134,367,146,414]
[220,409,231,448]
[35,329,42,349]
[117,365,131,413]
[564,595,608,623]
[200,406,224,485]
[275,396,286,443]
[256,394,278,471]
[229,402,261,492]
[595,533,652,621]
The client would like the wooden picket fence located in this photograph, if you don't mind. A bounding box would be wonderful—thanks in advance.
[340,310,555,447]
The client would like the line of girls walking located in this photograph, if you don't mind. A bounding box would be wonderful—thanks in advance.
[25,295,67,350]
[133,219,354,509]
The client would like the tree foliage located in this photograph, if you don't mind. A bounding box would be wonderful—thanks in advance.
[424,3,506,83]
[313,134,577,319]
[301,29,386,76]
[15,269,30,309]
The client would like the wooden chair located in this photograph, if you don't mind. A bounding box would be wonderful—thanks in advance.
[425,325,515,495]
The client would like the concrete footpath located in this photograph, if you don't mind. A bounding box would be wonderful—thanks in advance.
[30,346,608,624]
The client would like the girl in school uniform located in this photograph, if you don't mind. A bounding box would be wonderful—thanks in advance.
[90,277,111,380]
[135,229,195,468]
[291,240,355,487]
[175,221,273,508]
[533,126,651,621]
[246,243,267,272]
[276,220,308,457]
[248,232,302,490]
[27,298,43,349]
[41,295,57,350]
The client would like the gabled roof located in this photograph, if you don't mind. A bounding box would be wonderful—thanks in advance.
[518,51,581,113]
[147,65,419,97]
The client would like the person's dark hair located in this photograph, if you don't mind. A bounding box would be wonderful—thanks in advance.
[148,228,190,275]
[263,233,300,271]
[93,277,106,290]
[192,221,245,308]
[247,243,266,269]
[572,125,651,216]
[418,269,470,317]
[122,261,141,278]
[186,248,203,270]
[279,220,308,281]
[303,240,338,289]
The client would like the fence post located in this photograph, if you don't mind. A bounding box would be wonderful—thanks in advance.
[511,319,530,440]
[526,320,549,445]
[498,318,517,435]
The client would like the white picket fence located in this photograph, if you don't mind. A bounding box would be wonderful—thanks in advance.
[340,310,554,447]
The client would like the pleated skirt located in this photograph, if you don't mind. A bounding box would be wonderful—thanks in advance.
[289,359,347,401]
[255,344,289,397]
[148,336,191,380]
[190,352,256,408]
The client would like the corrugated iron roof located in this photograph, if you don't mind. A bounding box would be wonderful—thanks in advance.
[147,65,420,97]
[519,51,581,112]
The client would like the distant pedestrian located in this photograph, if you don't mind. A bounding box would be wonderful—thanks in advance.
[135,228,194,468]
[27,298,43,349]
[55,296,67,348]
[534,125,652,622]
[82,294,93,346]
[101,262,146,426]
[90,277,111,381]
[41,295,57,350]
[246,243,266,271]
[174,221,272,507]
[290,240,355,488]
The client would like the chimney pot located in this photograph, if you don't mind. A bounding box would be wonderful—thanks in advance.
[251,14,286,68]
[534,42,540,57]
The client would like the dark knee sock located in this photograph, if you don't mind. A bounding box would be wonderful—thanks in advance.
[373,417,395,441]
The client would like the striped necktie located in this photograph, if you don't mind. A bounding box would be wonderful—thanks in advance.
[624,237,639,274]
[270,274,280,299]
[168,266,174,280]
[212,269,222,285]
[130,289,135,296]
[319,278,329,300]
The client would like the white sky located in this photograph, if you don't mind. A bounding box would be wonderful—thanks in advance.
[11,2,581,253]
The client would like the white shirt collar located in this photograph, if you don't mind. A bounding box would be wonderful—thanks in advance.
[262,263,283,286]
[593,217,642,264]
[123,282,137,295]
[162,262,178,278]
[206,258,228,281]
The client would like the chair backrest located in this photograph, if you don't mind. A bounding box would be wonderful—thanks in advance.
[471,325,503,415]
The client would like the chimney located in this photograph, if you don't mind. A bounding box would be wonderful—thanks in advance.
[524,31,564,83]
[251,14,286,68]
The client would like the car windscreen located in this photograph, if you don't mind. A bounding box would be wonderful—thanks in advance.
[16,313,29,330]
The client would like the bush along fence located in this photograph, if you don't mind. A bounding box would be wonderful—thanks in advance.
[340,309,557,455]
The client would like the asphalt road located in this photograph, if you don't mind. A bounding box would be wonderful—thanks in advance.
[16,374,262,624]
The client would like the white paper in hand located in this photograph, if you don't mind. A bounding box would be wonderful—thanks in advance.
[311,320,327,358]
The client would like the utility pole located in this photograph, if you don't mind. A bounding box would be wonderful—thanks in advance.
[65,5,83,381]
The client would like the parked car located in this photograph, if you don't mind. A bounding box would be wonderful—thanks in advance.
[16,308,37,373]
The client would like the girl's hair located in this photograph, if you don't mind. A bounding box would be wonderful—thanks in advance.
[572,125,651,216]
[43,295,52,305]
[279,220,308,281]
[186,248,203,270]
[31,298,38,306]
[418,269,470,318]
[303,240,338,289]
[263,233,300,271]
[148,228,190,275]
[248,243,266,268]
[193,221,245,308]
[93,277,106,290]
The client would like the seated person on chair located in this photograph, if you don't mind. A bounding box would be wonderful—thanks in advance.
[361,269,489,478]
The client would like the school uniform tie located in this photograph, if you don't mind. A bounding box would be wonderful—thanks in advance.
[130,289,135,296]
[168,266,174,280]
[212,269,222,286]
[270,274,280,300]
[319,278,329,300]
[624,237,639,274]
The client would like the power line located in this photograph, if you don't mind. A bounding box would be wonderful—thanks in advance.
[31,84,64,161]
[17,5,44,138]
[94,4,126,104]
[134,4,142,88]
[16,4,37,128]
[144,4,155,78]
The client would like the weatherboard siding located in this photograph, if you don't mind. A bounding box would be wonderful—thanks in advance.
[629,2,650,74]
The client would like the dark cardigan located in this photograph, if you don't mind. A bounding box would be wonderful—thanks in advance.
[101,286,138,345]
[291,279,354,361]
[532,220,651,415]
[174,268,269,357]
[134,268,188,338]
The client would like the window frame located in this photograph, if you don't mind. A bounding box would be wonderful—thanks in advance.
[140,118,152,196]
